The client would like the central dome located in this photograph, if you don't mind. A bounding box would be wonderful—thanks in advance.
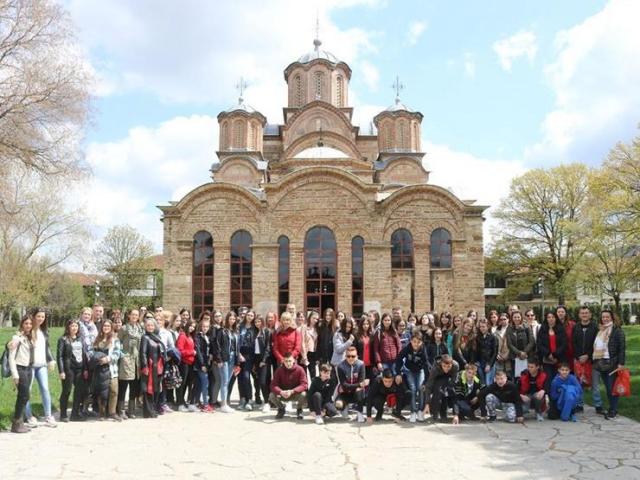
[297,38,340,64]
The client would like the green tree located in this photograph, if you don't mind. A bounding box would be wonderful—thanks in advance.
[492,163,591,304]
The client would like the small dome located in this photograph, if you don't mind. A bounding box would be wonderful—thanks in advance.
[385,97,412,112]
[225,97,258,114]
[297,38,340,64]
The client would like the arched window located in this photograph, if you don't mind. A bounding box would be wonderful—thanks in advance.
[431,228,452,268]
[351,236,364,316]
[230,230,252,311]
[278,236,290,315]
[220,121,228,150]
[391,229,414,269]
[336,75,344,107]
[294,75,303,106]
[193,231,214,319]
[232,119,245,149]
[314,71,324,100]
[304,226,337,313]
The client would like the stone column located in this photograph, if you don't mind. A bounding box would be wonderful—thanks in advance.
[414,240,430,313]
[252,243,279,317]
[363,242,392,314]
[289,241,304,314]
[163,239,193,313]
[214,245,230,312]
[337,240,352,314]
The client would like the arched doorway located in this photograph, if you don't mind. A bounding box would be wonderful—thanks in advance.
[304,226,337,314]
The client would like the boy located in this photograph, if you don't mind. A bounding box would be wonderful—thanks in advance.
[549,363,583,422]
[519,359,547,421]
[454,363,486,421]
[423,354,459,424]
[478,369,524,423]
[269,352,308,419]
[308,363,338,424]
[335,346,368,423]
[366,368,406,423]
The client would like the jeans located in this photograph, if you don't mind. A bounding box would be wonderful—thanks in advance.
[404,369,425,413]
[14,366,32,421]
[25,366,52,419]
[521,393,546,414]
[310,391,338,416]
[220,353,235,405]
[196,369,209,405]
[478,361,496,386]
[456,399,486,418]
[336,390,365,413]
[382,362,396,375]
[239,353,254,402]
[601,368,620,413]
[257,361,271,405]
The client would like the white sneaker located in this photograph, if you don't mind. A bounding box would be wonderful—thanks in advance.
[44,416,57,428]
[26,416,39,428]
[178,405,189,412]
[187,404,198,412]
[285,401,295,413]
[315,415,324,425]
[417,411,425,422]
[244,402,253,411]
[220,404,234,413]
[356,412,365,423]
[261,404,270,414]
[341,408,350,419]
[536,413,544,422]
[409,412,417,423]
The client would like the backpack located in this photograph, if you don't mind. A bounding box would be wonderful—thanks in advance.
[1,342,13,378]
[162,362,182,389]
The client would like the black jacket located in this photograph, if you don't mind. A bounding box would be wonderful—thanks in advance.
[572,322,598,359]
[453,332,476,367]
[211,329,238,364]
[426,342,449,370]
[255,328,272,364]
[366,376,403,416]
[478,381,523,417]
[394,343,430,374]
[194,332,210,369]
[602,326,626,366]
[476,332,498,366]
[536,324,568,363]
[238,325,257,356]
[316,325,334,364]
[454,372,484,402]
[424,363,459,401]
[308,376,337,405]
[56,336,86,373]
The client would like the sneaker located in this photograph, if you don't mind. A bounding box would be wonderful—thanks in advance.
[244,402,253,411]
[536,413,544,422]
[296,409,304,420]
[43,416,57,428]
[570,414,577,422]
[595,406,604,415]
[26,416,39,428]
[488,416,497,423]
[315,415,324,425]
[220,404,234,413]
[261,404,270,414]
[356,412,365,423]
[109,414,122,422]
[204,405,215,413]
[341,408,350,419]
[162,404,173,413]
[608,410,617,419]
[238,399,247,410]
[178,405,189,412]
[276,408,285,419]
[60,417,69,423]
[409,412,417,423]
[187,404,198,412]
[417,411,425,422]
[391,411,407,422]
[11,420,29,434]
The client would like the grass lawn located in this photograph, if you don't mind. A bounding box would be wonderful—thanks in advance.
[0,325,638,429]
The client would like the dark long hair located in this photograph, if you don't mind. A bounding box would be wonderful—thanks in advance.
[64,319,79,339]
[31,307,48,334]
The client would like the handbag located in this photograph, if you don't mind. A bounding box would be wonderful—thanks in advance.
[593,358,612,372]
[612,368,631,397]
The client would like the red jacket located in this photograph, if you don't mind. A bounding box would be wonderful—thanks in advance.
[519,370,547,395]
[176,332,196,366]
[272,327,301,364]
[271,363,308,395]
[373,330,401,364]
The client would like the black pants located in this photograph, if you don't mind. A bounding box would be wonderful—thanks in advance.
[239,354,255,402]
[307,351,318,380]
[456,399,486,418]
[429,381,456,419]
[117,378,139,405]
[367,393,402,419]
[142,392,159,418]
[14,366,32,421]
[310,391,338,416]
[257,362,271,404]
[60,367,84,418]
[337,390,365,413]
[542,363,556,393]
[178,363,195,406]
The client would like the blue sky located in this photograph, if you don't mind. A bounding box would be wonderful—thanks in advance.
[64,0,640,257]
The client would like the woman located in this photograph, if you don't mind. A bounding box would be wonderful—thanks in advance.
[139,317,166,418]
[57,319,87,422]
[397,319,410,349]
[194,315,212,412]
[117,309,143,419]
[368,310,381,332]
[475,318,497,386]
[556,306,576,369]
[524,309,541,341]
[208,310,223,407]
[157,310,177,411]
[537,311,568,392]
[495,313,511,377]
[592,310,626,418]
[356,315,375,379]
[395,331,430,423]
[254,315,273,414]
[317,309,336,365]
[331,317,355,367]
[216,311,239,412]
[302,311,320,379]
[506,310,535,377]
[176,319,197,412]
[238,309,258,410]
[271,312,301,365]
[23,308,56,428]
[487,310,499,333]
[177,308,191,337]
[426,327,449,371]
[452,318,476,369]
[8,316,35,433]
[91,320,122,421]
[373,313,401,374]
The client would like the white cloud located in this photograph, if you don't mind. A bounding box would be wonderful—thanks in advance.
[359,60,380,91]
[464,52,476,78]
[493,30,537,72]
[424,141,527,245]
[406,21,427,46]
[526,0,640,164]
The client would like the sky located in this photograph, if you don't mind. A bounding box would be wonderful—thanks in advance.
[64,0,640,262]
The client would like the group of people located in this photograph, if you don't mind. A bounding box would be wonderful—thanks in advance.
[5,302,627,434]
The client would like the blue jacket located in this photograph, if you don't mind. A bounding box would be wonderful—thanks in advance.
[550,373,583,402]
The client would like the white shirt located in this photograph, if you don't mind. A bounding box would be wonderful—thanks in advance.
[33,330,46,367]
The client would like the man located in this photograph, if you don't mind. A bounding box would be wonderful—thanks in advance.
[572,306,597,413]
[285,303,296,318]
[391,307,403,326]
[269,352,308,419]
[519,359,547,421]
[454,363,486,421]
[423,354,459,424]
[366,368,406,424]
[335,346,368,423]
[478,370,524,423]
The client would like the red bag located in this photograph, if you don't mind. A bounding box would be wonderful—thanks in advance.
[612,368,631,397]
[573,360,592,387]
[386,393,397,407]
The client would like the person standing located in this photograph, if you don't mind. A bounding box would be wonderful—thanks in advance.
[176,319,197,412]
[394,332,430,423]
[254,315,273,413]
[592,310,626,419]
[57,319,87,422]
[139,317,166,418]
[91,320,123,421]
[78,306,98,417]
[8,316,35,433]
[373,313,401,374]
[572,306,598,412]
[117,309,143,419]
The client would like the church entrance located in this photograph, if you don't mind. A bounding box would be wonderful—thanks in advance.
[304,226,337,314]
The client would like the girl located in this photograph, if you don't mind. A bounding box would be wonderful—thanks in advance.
[592,310,626,419]
[395,331,430,423]
[57,319,87,422]
[356,315,375,379]
[495,313,512,377]
[317,309,335,365]
[194,315,213,412]
[406,313,418,333]
[254,315,273,413]
[537,311,568,392]
[453,318,476,369]
[169,313,182,343]
[238,309,258,410]
[24,308,56,428]
[525,309,541,341]
[208,310,223,407]
[158,310,176,412]
[397,319,410,349]
[217,311,239,411]
[373,313,401,374]
[426,327,449,371]
[556,306,576,369]
[506,310,535,377]
[265,311,278,331]
[8,316,35,433]
[91,320,123,421]
[139,317,166,418]
[331,317,355,367]
[475,318,497,386]
[488,310,499,333]
[302,311,320,379]
[368,310,381,332]
[176,319,197,412]
[117,309,143,419]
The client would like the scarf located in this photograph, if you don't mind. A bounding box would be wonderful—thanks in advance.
[593,324,612,360]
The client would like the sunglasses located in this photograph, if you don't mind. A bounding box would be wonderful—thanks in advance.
[346,355,357,358]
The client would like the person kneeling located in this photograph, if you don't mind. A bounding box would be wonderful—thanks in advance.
[335,346,368,423]
[519,359,547,421]
[366,368,406,424]
[309,363,338,424]
[548,363,582,422]
[478,369,524,423]
[269,352,308,420]
[455,363,486,421]
[423,355,459,424]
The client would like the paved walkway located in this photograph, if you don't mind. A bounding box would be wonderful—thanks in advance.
[1,406,639,479]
